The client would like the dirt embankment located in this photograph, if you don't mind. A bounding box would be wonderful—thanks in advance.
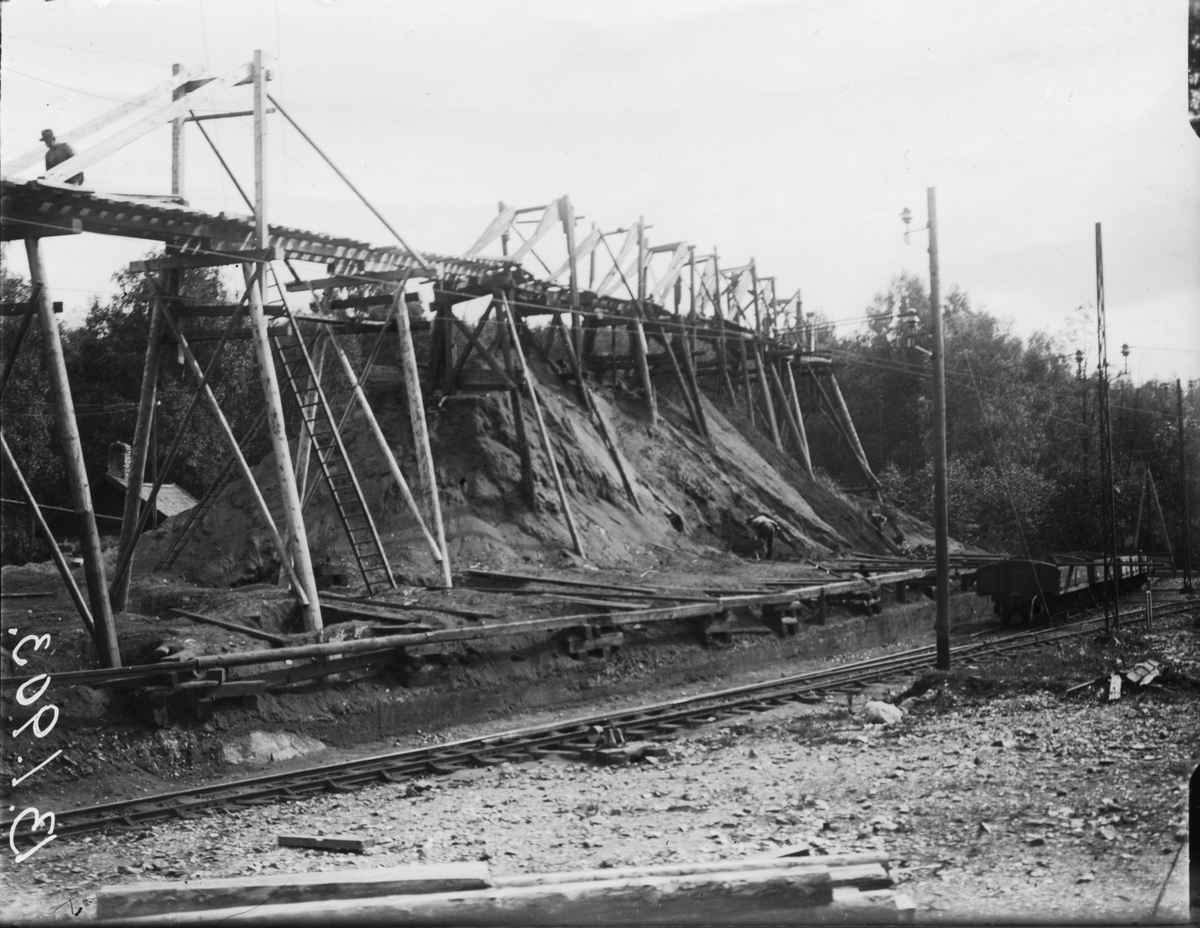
[133,354,922,590]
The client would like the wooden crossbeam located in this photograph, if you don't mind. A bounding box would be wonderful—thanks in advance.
[129,244,283,272]
[0,216,82,241]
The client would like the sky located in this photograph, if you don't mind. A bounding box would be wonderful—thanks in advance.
[2,0,1197,385]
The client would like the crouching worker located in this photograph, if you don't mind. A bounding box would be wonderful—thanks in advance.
[746,513,794,560]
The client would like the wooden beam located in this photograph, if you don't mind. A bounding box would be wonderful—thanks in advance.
[168,608,289,646]
[0,301,61,316]
[111,274,168,612]
[501,294,584,557]
[129,245,283,273]
[25,237,120,667]
[0,434,97,642]
[42,61,253,184]
[395,286,453,587]
[826,372,881,493]
[2,68,198,176]
[96,863,492,921]
[499,306,537,511]
[753,341,783,450]
[633,216,658,426]
[785,360,815,479]
[451,316,516,391]
[322,323,447,572]
[0,217,82,241]
[156,301,310,607]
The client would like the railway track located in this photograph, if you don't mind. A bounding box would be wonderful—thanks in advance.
[7,597,1196,847]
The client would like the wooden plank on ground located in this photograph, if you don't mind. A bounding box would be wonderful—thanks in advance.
[169,608,289,646]
[105,866,836,925]
[277,834,376,852]
[96,862,491,920]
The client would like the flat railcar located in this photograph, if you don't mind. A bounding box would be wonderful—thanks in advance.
[975,553,1150,625]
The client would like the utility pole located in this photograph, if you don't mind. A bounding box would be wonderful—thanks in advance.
[927,189,950,669]
[904,192,949,667]
[1095,224,1119,631]
[1178,379,1195,593]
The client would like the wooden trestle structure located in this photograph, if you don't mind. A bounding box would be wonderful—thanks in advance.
[0,53,882,669]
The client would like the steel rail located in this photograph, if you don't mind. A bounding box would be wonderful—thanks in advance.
[6,597,1195,846]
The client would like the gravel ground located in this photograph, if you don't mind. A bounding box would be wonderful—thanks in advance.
[3,613,1196,924]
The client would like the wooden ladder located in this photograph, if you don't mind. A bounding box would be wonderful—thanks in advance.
[270,310,396,597]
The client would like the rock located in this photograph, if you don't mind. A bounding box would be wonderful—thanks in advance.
[862,701,903,726]
[220,731,327,766]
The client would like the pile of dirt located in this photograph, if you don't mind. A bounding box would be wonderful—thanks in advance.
[134,358,922,589]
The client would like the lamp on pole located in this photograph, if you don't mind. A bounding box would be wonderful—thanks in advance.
[902,189,950,670]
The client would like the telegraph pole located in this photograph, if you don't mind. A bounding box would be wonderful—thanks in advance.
[1178,380,1195,594]
[927,189,950,669]
[1095,224,1119,632]
[901,191,949,668]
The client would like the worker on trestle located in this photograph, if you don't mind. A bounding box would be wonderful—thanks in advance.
[41,129,84,185]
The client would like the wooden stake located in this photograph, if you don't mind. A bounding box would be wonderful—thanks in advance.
[769,361,807,470]
[25,237,120,667]
[322,325,447,572]
[394,286,453,587]
[649,328,702,436]
[501,295,584,557]
[111,274,167,612]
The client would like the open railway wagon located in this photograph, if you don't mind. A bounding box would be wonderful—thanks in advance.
[975,553,1152,625]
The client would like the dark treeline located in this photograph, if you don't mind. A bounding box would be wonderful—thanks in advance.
[803,273,1198,560]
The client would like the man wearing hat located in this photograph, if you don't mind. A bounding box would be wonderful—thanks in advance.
[40,130,84,185]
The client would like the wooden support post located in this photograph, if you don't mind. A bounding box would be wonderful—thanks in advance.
[248,51,321,629]
[561,196,587,404]
[710,249,736,400]
[171,63,185,197]
[555,317,641,513]
[649,327,703,437]
[768,360,808,469]
[739,334,755,425]
[24,238,120,666]
[634,216,658,426]
[676,330,711,443]
[827,372,881,496]
[0,433,98,644]
[499,303,537,511]
[817,589,828,625]
[501,295,585,558]
[395,286,453,587]
[785,360,814,478]
[753,341,782,450]
[111,273,168,612]
[243,268,322,630]
[895,581,908,604]
[322,325,448,575]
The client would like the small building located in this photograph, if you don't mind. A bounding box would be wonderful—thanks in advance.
[92,442,198,535]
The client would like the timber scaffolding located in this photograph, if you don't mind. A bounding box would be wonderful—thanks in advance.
[1,52,884,670]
